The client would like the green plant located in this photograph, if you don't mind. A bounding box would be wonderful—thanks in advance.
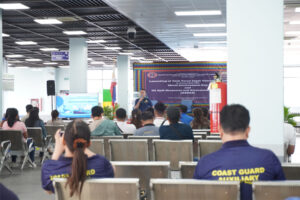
[103,104,120,120]
[284,106,300,126]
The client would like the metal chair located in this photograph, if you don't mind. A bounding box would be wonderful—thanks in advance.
[193,129,210,139]
[150,179,240,200]
[179,161,197,179]
[90,139,105,156]
[91,136,123,160]
[206,135,221,140]
[282,163,300,180]
[111,161,170,199]
[253,181,300,200]
[198,140,223,158]
[53,178,140,200]
[0,130,35,169]
[153,140,193,170]
[193,135,203,158]
[109,139,149,161]
[0,140,12,174]
[45,125,64,143]
[128,136,160,161]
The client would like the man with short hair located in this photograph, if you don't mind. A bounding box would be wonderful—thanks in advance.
[89,106,121,136]
[134,111,159,136]
[193,104,285,200]
[21,104,33,123]
[134,89,152,112]
[115,108,136,134]
[153,102,169,127]
[179,104,193,125]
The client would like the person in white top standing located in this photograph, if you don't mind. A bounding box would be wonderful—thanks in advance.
[115,108,136,134]
[284,122,296,162]
[153,102,169,127]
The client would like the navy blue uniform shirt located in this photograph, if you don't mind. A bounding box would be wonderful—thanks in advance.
[193,140,285,200]
[0,184,19,200]
[159,123,194,140]
[135,98,152,112]
[41,154,114,192]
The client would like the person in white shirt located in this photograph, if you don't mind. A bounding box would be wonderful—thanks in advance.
[115,108,136,134]
[284,122,296,162]
[153,102,169,127]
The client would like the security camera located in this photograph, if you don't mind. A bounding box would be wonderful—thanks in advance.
[127,27,136,41]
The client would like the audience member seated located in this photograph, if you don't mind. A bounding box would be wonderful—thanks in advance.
[201,107,210,120]
[2,108,34,167]
[153,102,169,127]
[190,108,210,129]
[0,108,10,127]
[41,120,114,195]
[284,122,296,162]
[46,110,64,126]
[0,183,19,200]
[25,107,47,138]
[89,106,121,136]
[134,111,159,136]
[134,89,153,112]
[131,109,143,129]
[115,108,136,134]
[21,104,33,123]
[179,105,194,125]
[193,104,285,200]
[159,106,194,140]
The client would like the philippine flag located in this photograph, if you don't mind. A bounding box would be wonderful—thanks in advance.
[110,67,117,107]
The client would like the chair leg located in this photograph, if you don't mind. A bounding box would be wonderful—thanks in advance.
[21,154,28,170]
[4,163,13,174]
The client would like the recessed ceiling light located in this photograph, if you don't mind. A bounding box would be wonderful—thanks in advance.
[91,61,105,65]
[6,54,23,58]
[175,10,221,16]
[199,41,227,44]
[43,62,58,65]
[119,52,134,55]
[2,33,10,37]
[193,33,227,37]
[295,7,300,12]
[63,31,87,35]
[105,47,122,50]
[88,58,93,61]
[131,57,145,60]
[186,23,226,28]
[15,41,37,45]
[285,31,300,35]
[0,3,29,10]
[26,59,42,62]
[87,40,106,43]
[34,18,62,25]
[40,48,59,51]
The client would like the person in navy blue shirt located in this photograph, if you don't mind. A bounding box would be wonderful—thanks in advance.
[41,120,114,196]
[0,183,19,200]
[193,104,285,200]
[179,105,194,125]
[159,106,194,140]
[134,89,153,112]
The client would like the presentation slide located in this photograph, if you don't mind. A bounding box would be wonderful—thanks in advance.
[56,94,99,118]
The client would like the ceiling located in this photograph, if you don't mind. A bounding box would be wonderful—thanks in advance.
[1,0,187,69]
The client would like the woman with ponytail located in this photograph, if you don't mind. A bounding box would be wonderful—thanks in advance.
[41,119,114,196]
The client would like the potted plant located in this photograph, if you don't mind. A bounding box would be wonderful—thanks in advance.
[284,106,300,127]
[103,104,120,120]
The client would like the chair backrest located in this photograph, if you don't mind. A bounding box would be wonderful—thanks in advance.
[253,181,300,200]
[206,135,221,140]
[112,161,170,199]
[193,135,203,158]
[0,130,24,151]
[198,140,223,158]
[193,129,210,139]
[150,179,239,200]
[27,127,44,147]
[89,139,105,156]
[128,136,160,161]
[179,162,197,179]
[91,136,123,160]
[45,125,64,142]
[109,139,149,161]
[153,140,193,170]
[54,178,140,200]
[282,163,300,180]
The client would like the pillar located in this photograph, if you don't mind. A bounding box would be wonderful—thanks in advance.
[117,55,130,113]
[0,9,3,116]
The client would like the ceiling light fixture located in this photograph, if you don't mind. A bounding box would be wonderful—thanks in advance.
[193,33,227,37]
[34,18,62,25]
[59,65,69,68]
[91,61,105,65]
[175,10,221,16]
[119,52,134,55]
[295,7,300,12]
[0,3,29,10]
[43,62,58,65]
[6,54,23,58]
[15,41,37,45]
[87,40,106,43]
[105,47,122,50]
[186,23,226,28]
[63,31,87,35]
[40,48,59,51]
[26,59,42,62]
[131,57,145,60]
[2,33,10,37]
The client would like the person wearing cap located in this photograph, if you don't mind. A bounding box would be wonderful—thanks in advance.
[193,104,285,200]
[134,89,153,112]
[159,106,194,140]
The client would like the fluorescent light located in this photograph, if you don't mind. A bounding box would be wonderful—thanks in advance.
[88,58,93,61]
[34,18,62,25]
[295,7,300,12]
[199,41,227,44]
[15,41,37,45]
[40,48,59,51]
[289,21,300,25]
[131,57,145,60]
[286,31,300,35]
[175,10,221,16]
[2,33,10,37]
[6,54,23,58]
[26,59,42,62]
[186,24,226,28]
[63,31,87,35]
[105,47,122,50]
[119,52,134,55]
[43,62,58,65]
[91,61,105,65]
[59,65,69,68]
[87,40,106,43]
[8,60,22,63]
[0,3,29,10]
[193,33,227,37]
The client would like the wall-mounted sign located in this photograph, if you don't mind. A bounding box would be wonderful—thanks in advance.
[51,51,69,61]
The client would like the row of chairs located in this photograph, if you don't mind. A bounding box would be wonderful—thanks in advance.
[53,178,300,200]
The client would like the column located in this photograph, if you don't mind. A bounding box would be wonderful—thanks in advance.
[69,38,87,93]
[117,55,130,113]
[0,9,3,116]
[227,0,284,159]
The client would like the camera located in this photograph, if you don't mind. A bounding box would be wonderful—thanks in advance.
[127,27,136,41]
